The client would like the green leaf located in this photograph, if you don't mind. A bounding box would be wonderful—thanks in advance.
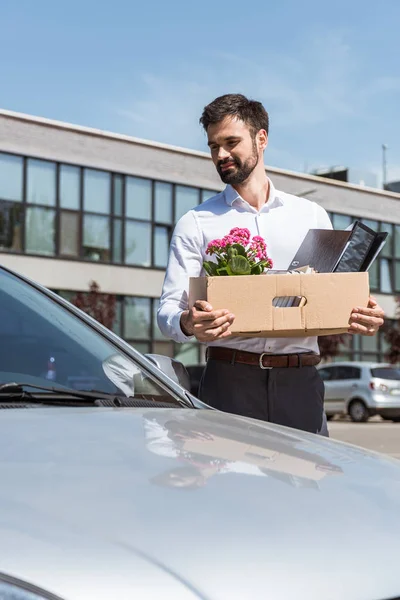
[251,264,263,275]
[216,267,231,276]
[231,243,247,256]
[227,247,238,259]
[229,255,251,275]
[203,261,218,276]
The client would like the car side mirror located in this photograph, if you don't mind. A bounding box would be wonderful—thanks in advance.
[145,354,191,391]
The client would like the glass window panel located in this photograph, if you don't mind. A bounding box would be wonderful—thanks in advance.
[153,299,166,341]
[201,189,218,203]
[0,201,23,252]
[125,221,151,266]
[380,223,393,258]
[112,297,123,337]
[153,341,174,357]
[174,342,200,366]
[113,218,123,263]
[368,260,379,291]
[0,153,23,202]
[361,333,378,353]
[379,329,391,355]
[380,258,393,293]
[124,297,151,339]
[395,225,400,259]
[126,177,152,220]
[361,218,378,231]
[155,182,173,224]
[395,261,400,292]
[154,225,169,268]
[332,213,352,229]
[25,207,55,255]
[113,174,123,216]
[128,341,151,354]
[57,290,75,303]
[175,186,199,222]
[83,169,110,214]
[27,159,56,206]
[60,211,79,257]
[60,165,80,209]
[83,214,110,262]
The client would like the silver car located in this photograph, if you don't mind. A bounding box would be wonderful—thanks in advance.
[2,265,400,600]
[318,361,400,423]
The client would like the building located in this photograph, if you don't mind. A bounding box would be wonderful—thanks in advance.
[0,109,399,366]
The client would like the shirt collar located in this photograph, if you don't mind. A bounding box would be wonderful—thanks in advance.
[223,177,284,210]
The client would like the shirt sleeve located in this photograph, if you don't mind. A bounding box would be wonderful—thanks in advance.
[157,210,203,343]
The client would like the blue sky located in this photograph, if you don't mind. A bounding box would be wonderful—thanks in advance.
[1,0,400,184]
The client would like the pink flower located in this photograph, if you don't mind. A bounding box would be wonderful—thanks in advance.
[205,239,223,255]
[229,227,251,243]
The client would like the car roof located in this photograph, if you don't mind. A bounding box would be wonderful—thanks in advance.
[319,361,392,369]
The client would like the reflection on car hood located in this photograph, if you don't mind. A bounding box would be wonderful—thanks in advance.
[0,407,399,600]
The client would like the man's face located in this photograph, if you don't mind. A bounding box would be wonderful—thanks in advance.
[207,116,266,185]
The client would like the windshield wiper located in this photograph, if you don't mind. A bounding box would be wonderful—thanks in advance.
[0,382,125,404]
[0,382,194,409]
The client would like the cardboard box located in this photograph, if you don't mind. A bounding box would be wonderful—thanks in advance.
[189,272,370,337]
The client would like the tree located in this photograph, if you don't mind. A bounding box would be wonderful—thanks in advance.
[318,334,350,362]
[384,296,400,364]
[70,280,117,331]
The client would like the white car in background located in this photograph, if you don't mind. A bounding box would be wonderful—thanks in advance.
[318,361,400,423]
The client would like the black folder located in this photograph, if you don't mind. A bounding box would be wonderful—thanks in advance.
[287,221,388,274]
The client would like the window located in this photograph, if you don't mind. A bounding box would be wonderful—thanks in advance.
[126,177,152,220]
[175,186,199,222]
[395,225,400,259]
[201,189,218,203]
[174,342,200,366]
[113,174,123,216]
[25,207,55,255]
[368,260,379,291]
[83,169,110,214]
[0,268,181,405]
[124,297,151,339]
[60,211,79,257]
[380,259,393,293]
[125,221,151,266]
[318,367,336,381]
[60,165,80,209]
[83,215,110,261]
[27,159,56,206]
[112,219,123,263]
[0,153,23,202]
[370,368,400,380]
[395,262,400,292]
[336,366,361,380]
[0,201,23,252]
[154,226,169,268]
[152,299,165,341]
[333,214,352,230]
[155,182,173,224]
[380,223,393,258]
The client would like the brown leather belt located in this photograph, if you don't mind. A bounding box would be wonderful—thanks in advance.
[206,347,321,369]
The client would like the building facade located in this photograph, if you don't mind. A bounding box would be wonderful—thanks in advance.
[0,109,399,365]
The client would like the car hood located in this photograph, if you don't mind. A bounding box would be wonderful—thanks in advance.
[0,406,399,600]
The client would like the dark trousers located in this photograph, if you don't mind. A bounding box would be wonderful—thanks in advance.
[199,359,328,437]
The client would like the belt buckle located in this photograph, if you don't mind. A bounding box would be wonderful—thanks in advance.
[259,352,273,370]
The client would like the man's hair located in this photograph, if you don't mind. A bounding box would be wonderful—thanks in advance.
[199,93,269,136]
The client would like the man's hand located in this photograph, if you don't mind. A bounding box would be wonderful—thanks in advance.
[348,296,385,336]
[180,301,235,342]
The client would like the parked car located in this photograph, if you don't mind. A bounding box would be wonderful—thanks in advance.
[2,263,400,599]
[318,361,400,422]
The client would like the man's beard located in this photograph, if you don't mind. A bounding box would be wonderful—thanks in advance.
[217,143,259,185]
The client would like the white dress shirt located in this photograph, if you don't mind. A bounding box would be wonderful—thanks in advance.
[157,177,333,355]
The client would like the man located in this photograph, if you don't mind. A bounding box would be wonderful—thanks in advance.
[157,93,385,436]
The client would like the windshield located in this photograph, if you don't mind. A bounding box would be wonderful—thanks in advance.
[370,367,400,381]
[0,269,180,404]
